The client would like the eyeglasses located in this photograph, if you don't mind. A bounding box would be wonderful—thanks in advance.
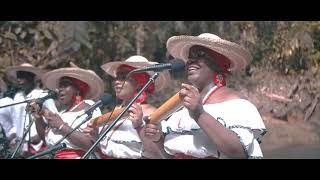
[187,47,224,73]
[113,71,136,82]
[188,48,212,60]
[113,73,127,81]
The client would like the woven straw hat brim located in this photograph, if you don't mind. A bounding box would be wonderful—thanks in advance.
[167,35,252,72]
[101,61,171,92]
[6,66,45,82]
[42,68,105,100]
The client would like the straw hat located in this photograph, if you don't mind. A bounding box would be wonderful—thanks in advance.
[42,68,105,100]
[0,78,7,92]
[6,63,45,82]
[166,33,252,72]
[101,55,171,91]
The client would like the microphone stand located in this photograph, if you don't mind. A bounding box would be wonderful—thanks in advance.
[81,72,160,159]
[27,143,67,159]
[7,91,56,158]
[0,90,56,109]
[10,116,35,159]
[0,99,35,109]
[9,98,53,158]
[25,110,100,159]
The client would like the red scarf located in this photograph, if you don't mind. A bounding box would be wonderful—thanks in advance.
[118,65,155,104]
[66,77,89,112]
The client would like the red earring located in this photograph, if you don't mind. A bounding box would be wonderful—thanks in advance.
[134,91,147,104]
[213,72,226,87]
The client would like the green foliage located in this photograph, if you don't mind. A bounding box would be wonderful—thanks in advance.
[0,21,319,89]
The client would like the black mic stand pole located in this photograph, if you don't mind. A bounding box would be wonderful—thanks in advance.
[27,143,67,159]
[81,72,160,159]
[10,116,35,159]
[0,99,35,109]
[10,95,54,158]
[27,95,112,159]
[0,90,57,109]
[26,113,97,159]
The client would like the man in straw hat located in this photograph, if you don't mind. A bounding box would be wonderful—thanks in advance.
[0,78,16,158]
[143,33,267,159]
[5,63,58,157]
[33,66,104,159]
[84,55,171,159]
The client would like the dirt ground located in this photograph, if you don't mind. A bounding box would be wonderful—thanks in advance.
[260,116,320,158]
[230,67,320,158]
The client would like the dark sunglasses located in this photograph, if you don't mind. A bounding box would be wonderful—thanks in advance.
[187,47,222,72]
[188,48,212,60]
[113,73,127,81]
[113,71,136,82]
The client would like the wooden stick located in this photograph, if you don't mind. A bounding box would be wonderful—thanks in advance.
[149,91,183,124]
[91,108,124,126]
[304,94,319,121]
[90,91,183,126]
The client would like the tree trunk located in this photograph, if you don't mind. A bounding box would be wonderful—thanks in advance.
[136,22,144,55]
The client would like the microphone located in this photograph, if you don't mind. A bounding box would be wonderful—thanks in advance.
[27,143,67,159]
[76,93,113,119]
[25,90,58,113]
[130,59,185,73]
[36,90,58,104]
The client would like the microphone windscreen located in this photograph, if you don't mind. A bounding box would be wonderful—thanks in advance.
[48,90,58,100]
[100,93,113,106]
[170,59,186,72]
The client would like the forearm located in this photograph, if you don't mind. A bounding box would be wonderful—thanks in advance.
[58,124,94,151]
[34,116,47,141]
[152,136,172,159]
[197,112,246,158]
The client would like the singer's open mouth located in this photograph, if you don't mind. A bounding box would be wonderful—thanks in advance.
[59,94,66,100]
[187,65,199,74]
[114,86,123,92]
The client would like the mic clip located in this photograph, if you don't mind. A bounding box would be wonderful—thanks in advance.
[26,100,42,114]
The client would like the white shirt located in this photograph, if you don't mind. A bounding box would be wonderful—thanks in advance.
[162,98,267,159]
[12,88,58,151]
[0,97,15,138]
[99,107,143,159]
[46,100,102,150]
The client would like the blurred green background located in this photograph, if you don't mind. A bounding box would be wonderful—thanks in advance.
[0,21,319,158]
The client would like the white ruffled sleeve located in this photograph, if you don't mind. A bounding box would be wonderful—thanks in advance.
[206,99,267,158]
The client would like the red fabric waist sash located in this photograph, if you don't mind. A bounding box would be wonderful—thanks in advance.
[54,149,85,159]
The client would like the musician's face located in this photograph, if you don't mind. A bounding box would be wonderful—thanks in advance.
[112,69,137,101]
[187,48,214,90]
[58,77,79,105]
[16,71,35,93]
